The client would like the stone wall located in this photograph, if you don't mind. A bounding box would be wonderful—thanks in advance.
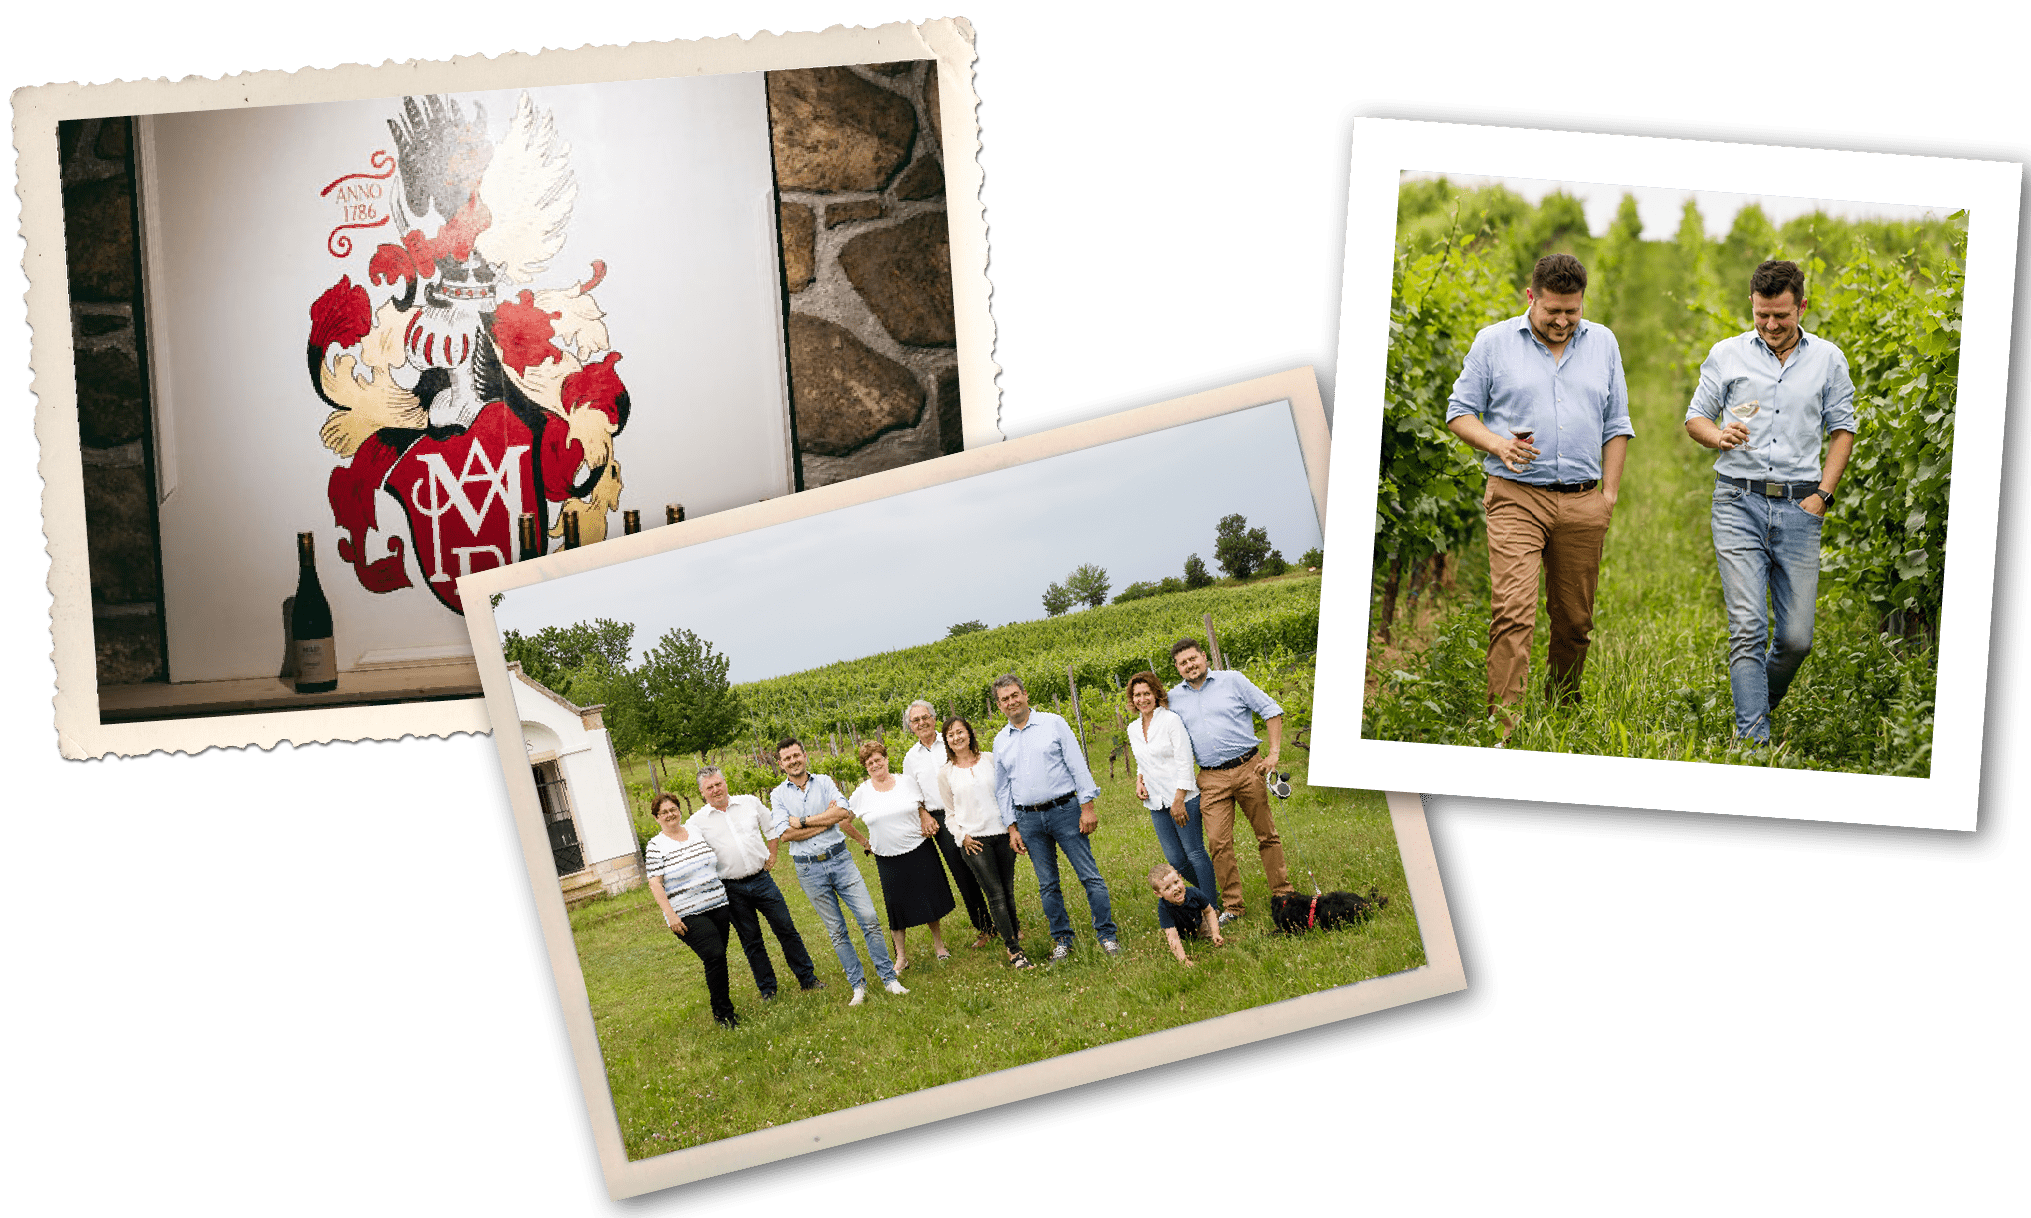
[767,62,963,487]
[59,117,167,686]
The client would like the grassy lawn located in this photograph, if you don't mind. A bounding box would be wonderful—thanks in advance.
[571,745,1424,1159]
[1364,242,1936,774]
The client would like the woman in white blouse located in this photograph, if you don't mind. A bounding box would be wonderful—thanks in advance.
[1124,670,1218,901]
[935,716,1032,969]
[849,739,955,971]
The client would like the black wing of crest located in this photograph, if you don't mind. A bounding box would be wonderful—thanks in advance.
[387,95,492,223]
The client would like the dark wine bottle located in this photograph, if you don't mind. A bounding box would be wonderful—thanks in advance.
[561,511,582,550]
[518,512,540,561]
[623,509,640,535]
[666,503,686,525]
[292,531,338,694]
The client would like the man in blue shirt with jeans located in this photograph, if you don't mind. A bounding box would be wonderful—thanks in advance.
[1446,253,1633,731]
[1685,259,1857,743]
[769,737,905,1005]
[990,673,1118,960]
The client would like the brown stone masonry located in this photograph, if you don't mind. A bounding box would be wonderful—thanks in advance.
[766,62,963,487]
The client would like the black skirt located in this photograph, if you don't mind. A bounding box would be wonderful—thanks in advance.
[873,837,957,930]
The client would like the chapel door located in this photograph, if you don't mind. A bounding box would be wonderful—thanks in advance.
[533,760,583,875]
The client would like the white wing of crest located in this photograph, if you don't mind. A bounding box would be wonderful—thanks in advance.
[474,93,577,285]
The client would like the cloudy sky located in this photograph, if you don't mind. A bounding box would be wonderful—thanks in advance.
[495,401,1322,683]
[1404,172,1953,241]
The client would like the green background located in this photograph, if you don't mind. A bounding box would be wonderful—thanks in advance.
[7,4,2022,1209]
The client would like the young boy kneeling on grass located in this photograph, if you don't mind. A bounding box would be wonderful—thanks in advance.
[1149,864,1225,966]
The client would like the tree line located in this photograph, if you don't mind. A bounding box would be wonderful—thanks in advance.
[1027,511,1324,625]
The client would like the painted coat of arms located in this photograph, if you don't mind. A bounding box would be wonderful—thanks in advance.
[307,93,630,614]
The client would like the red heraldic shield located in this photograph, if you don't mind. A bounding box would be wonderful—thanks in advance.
[385,401,536,613]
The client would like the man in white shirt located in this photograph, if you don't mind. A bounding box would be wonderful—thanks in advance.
[686,766,824,999]
[902,699,996,949]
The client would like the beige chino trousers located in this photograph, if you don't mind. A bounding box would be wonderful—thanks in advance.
[1483,475,1612,711]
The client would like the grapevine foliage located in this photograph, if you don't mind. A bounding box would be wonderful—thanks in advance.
[1377,219,1513,575]
[1809,213,1965,630]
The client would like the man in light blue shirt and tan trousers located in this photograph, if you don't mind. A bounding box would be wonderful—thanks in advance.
[1446,254,1632,733]
[990,673,1118,961]
[1167,637,1292,924]
[1685,259,1856,743]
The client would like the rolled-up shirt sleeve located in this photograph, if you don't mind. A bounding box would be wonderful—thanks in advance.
[1234,672,1284,721]
[1057,717,1102,805]
[992,746,1015,824]
[1601,335,1635,444]
[1686,346,1726,423]
[1822,349,1857,434]
[1443,333,1492,425]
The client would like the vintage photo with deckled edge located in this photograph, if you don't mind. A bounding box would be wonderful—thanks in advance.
[1308,119,2020,830]
[20,20,998,759]
[458,369,1466,1199]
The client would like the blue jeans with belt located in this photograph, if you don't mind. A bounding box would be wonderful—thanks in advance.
[790,844,897,989]
[1712,479,1823,742]
[1147,794,1218,901]
[1015,796,1118,946]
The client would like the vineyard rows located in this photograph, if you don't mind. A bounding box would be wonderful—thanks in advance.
[735,576,1321,751]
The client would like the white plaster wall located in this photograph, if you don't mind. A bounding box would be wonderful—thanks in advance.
[514,675,634,866]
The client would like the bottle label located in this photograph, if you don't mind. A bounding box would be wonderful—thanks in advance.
[295,638,337,685]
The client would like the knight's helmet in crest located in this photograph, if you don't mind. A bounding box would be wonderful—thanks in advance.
[385,92,577,432]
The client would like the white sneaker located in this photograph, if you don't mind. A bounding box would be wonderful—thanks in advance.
[883,979,910,996]
[849,986,867,1007]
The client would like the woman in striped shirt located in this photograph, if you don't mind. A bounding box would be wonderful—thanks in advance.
[646,793,740,1029]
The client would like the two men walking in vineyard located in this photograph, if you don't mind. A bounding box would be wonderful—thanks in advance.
[1441,250,1857,746]
[1684,259,1855,743]
[1444,253,1631,734]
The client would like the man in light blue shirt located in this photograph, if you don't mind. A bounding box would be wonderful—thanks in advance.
[1445,253,1632,726]
[1167,637,1292,923]
[990,673,1117,959]
[1685,259,1857,743]
[769,737,902,1004]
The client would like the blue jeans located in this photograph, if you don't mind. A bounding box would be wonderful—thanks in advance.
[790,849,897,988]
[1712,480,1823,742]
[1016,798,1118,946]
[1148,795,1218,902]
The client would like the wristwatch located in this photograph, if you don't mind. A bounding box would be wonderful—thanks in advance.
[1809,487,1835,507]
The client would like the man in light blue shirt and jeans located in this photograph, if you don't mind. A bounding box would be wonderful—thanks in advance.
[1685,259,1857,743]
[1446,253,1633,729]
[990,673,1118,960]
[769,737,905,1005]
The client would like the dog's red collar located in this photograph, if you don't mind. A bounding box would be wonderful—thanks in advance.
[1307,895,1318,929]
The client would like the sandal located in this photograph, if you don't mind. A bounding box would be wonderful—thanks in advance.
[895,958,910,973]
[935,949,952,963]
[1008,952,1034,970]
[970,931,996,950]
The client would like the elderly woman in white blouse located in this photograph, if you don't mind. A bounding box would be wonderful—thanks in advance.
[936,715,1032,970]
[1124,670,1218,900]
[849,739,955,971]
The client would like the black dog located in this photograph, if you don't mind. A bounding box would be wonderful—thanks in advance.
[1270,888,1386,933]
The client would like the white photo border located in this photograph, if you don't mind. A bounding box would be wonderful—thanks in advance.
[23,19,999,758]
[460,367,1466,1198]
[1311,119,2021,832]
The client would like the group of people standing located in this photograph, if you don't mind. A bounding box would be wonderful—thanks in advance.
[642,636,1299,1028]
[1444,252,1857,745]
